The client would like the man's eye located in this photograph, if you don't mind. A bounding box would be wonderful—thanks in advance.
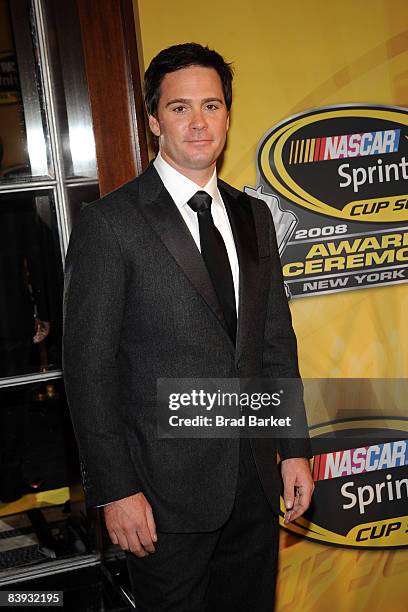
[173,106,186,113]
[206,104,218,111]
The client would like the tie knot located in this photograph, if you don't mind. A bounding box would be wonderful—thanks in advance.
[187,191,212,213]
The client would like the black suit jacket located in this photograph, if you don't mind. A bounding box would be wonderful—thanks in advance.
[63,163,311,532]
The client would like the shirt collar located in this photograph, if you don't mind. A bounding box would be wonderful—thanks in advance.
[153,152,221,212]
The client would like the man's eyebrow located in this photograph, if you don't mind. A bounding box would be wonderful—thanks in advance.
[165,98,190,107]
[165,97,225,107]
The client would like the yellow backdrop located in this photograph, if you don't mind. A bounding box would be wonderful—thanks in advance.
[134,1,408,609]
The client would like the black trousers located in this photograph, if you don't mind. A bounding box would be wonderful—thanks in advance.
[126,439,279,612]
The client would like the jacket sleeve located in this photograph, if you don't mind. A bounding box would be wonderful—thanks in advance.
[260,203,312,460]
[63,204,142,506]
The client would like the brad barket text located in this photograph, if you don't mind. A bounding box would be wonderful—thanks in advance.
[168,415,292,428]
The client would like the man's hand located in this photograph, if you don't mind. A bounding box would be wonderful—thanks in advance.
[33,319,50,344]
[103,492,157,557]
[281,457,314,524]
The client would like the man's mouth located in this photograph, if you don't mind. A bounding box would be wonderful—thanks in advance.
[185,140,213,144]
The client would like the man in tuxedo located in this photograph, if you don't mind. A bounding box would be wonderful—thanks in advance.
[63,43,313,611]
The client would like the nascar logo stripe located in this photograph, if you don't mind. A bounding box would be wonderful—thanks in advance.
[312,439,408,481]
[288,129,400,164]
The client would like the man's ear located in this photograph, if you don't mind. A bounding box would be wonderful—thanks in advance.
[226,113,230,132]
[148,114,161,137]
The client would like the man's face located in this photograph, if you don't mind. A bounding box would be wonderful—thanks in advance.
[148,66,230,182]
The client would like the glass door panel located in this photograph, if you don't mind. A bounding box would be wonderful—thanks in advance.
[0,190,63,379]
[0,0,51,183]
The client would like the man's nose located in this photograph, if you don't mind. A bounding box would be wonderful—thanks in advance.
[190,109,207,130]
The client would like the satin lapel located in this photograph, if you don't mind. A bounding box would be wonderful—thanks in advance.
[220,185,261,360]
[137,164,233,344]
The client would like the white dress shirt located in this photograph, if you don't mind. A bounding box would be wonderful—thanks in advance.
[153,153,240,311]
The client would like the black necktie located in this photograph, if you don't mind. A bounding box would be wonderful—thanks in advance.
[187,191,237,343]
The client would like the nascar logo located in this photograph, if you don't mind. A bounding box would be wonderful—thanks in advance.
[288,129,401,164]
[252,105,408,297]
[312,439,408,481]
[279,416,408,548]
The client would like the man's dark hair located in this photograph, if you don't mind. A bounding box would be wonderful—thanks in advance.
[144,43,233,117]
